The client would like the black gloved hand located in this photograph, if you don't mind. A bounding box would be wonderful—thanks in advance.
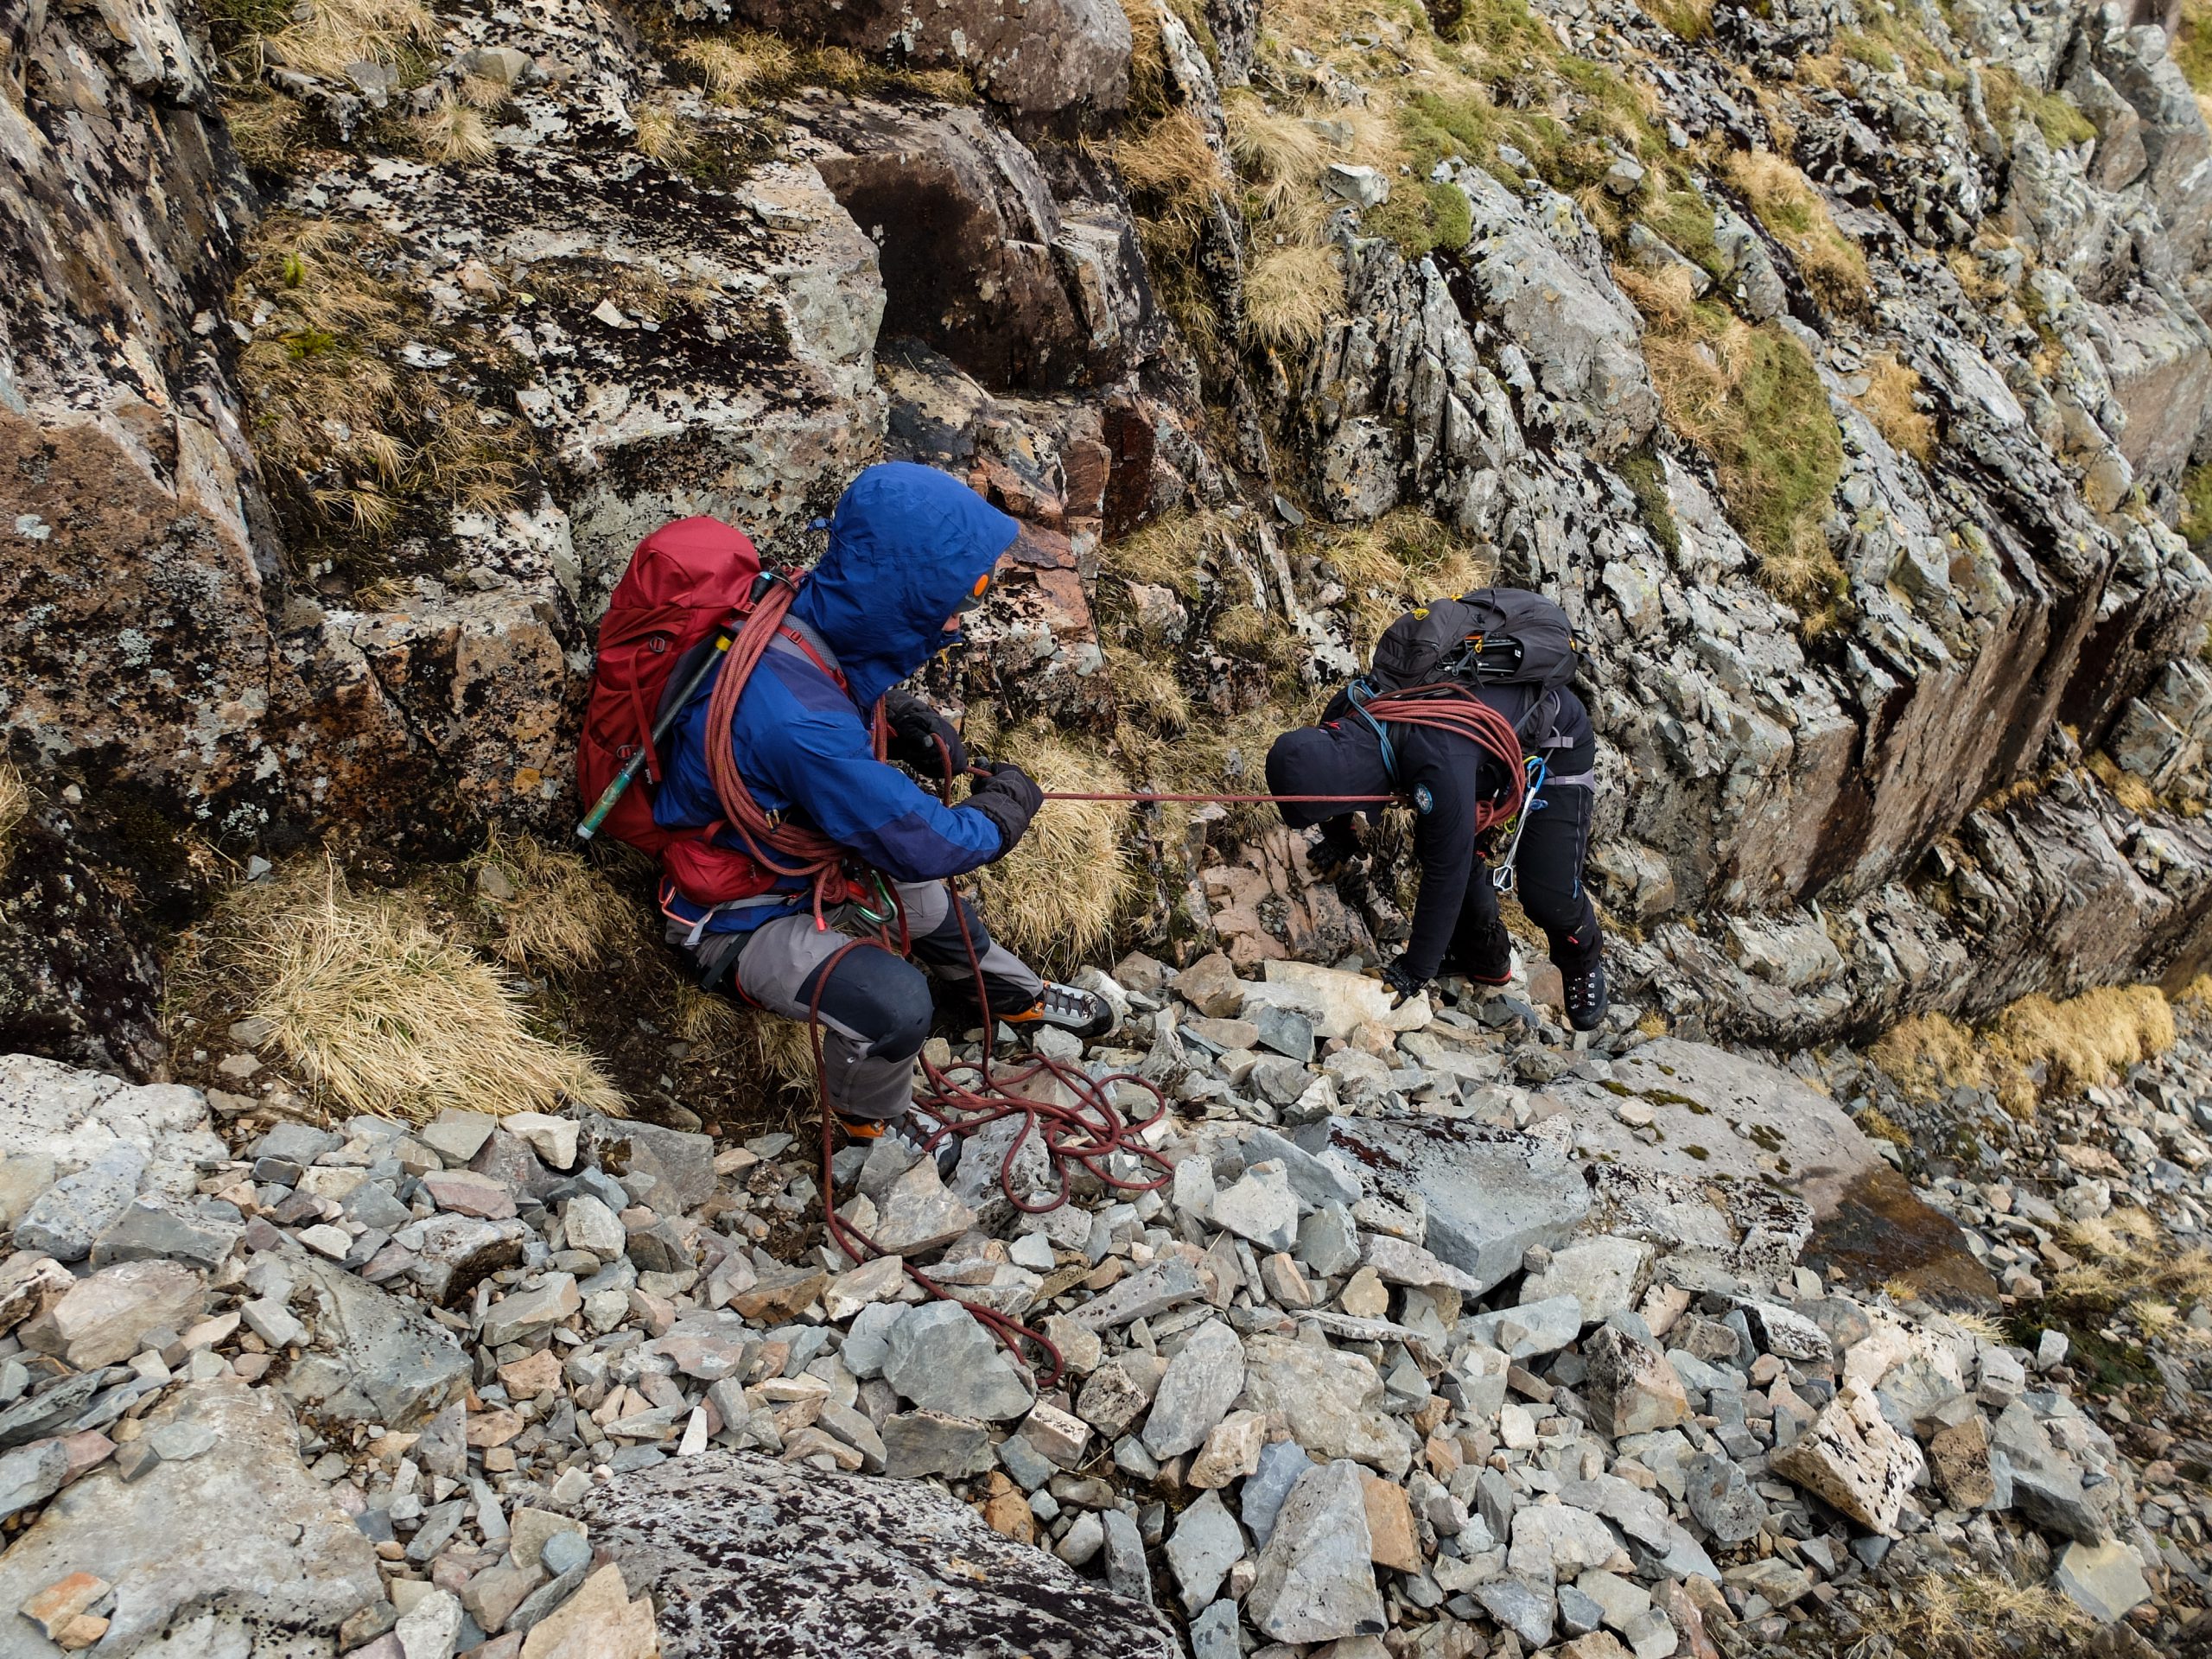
[965,760,1044,855]
[1306,839,1363,884]
[1376,954,1427,1009]
[883,688,969,783]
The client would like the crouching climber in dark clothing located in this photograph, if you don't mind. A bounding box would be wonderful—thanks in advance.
[1264,589,1610,1032]
[650,464,1108,1138]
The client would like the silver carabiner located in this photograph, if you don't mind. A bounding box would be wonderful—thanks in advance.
[1491,754,1548,893]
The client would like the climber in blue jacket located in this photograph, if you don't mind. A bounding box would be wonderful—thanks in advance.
[651,463,1108,1137]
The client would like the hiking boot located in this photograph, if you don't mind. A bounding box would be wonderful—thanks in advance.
[832,1109,958,1176]
[1564,961,1609,1033]
[1446,924,1515,988]
[1000,981,1114,1040]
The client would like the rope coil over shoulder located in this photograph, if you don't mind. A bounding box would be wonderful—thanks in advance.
[702,575,888,927]
[1344,680,1531,834]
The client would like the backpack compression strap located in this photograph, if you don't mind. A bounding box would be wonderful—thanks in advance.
[702,575,892,926]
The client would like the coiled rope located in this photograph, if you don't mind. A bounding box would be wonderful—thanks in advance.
[705,595,1527,1386]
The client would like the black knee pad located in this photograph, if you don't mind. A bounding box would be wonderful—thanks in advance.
[798,949,935,1062]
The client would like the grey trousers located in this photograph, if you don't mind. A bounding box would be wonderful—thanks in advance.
[690,881,1045,1122]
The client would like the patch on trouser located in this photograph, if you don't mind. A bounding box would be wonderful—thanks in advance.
[721,882,1045,1121]
[728,916,922,1122]
[896,880,1045,1010]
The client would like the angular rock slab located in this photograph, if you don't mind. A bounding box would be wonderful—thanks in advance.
[1769,1378,1927,1537]
[579,1451,1181,1657]
[1245,1459,1386,1643]
[0,1380,381,1654]
[1552,1039,1885,1219]
[1306,1116,1588,1294]
[281,1252,471,1430]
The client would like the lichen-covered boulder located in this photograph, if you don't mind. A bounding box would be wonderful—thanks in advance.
[727,0,1130,113]
[579,1450,1182,1657]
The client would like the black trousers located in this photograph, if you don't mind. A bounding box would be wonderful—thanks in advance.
[1446,783,1602,976]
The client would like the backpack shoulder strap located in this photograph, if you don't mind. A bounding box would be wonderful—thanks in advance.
[1344,678,1401,785]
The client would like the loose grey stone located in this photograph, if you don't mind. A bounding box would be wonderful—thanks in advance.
[1253,1005,1316,1062]
[16,1142,147,1262]
[1189,1596,1241,1659]
[418,1112,496,1166]
[282,1255,471,1430]
[540,1527,593,1578]
[90,1195,244,1270]
[1298,1203,1361,1276]
[882,1411,995,1479]
[0,1438,68,1521]
[1476,1577,1556,1648]
[1684,1453,1764,1544]
[1465,1294,1585,1361]
[1240,1128,1359,1208]
[883,1302,1033,1421]
[2051,1539,2152,1622]
[1247,1459,1385,1643]
[1210,1160,1299,1252]
[1165,1489,1244,1612]
[1141,1319,1244,1459]
[1312,1116,1586,1293]
[0,1380,381,1651]
[1101,1505,1154,1605]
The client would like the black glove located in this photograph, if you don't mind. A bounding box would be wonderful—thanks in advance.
[965,760,1043,854]
[1306,838,1363,884]
[883,688,969,783]
[1376,954,1427,1008]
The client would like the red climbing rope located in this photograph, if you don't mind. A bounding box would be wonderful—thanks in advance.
[704,577,891,925]
[798,683,1527,1389]
[805,740,1176,1393]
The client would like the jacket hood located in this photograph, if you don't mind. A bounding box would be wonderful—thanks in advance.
[791,463,1020,707]
[1266,720,1391,829]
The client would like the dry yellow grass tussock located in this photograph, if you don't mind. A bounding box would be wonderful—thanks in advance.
[1226,91,1327,212]
[1116,111,1226,205]
[679,34,796,101]
[2056,1208,2212,1338]
[1721,149,1870,312]
[1990,984,2175,1098]
[255,0,433,80]
[1313,509,1494,646]
[1869,984,2177,1116]
[415,90,495,165]
[1867,1010,1986,1100]
[1855,353,1936,463]
[471,830,635,976]
[1104,507,1227,596]
[1853,1568,2094,1656]
[672,984,816,1096]
[236,863,626,1123]
[1244,242,1344,353]
[2088,748,2159,814]
[1103,639,1193,735]
[967,727,1137,966]
[632,99,698,165]
[0,763,26,871]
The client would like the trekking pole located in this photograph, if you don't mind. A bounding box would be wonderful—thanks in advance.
[575,632,734,842]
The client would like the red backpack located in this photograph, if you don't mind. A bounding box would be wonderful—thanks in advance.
[575,517,762,859]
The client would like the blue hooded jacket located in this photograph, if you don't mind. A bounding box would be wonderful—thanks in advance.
[652,463,1020,938]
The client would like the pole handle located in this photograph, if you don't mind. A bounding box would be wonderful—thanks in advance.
[573,631,735,841]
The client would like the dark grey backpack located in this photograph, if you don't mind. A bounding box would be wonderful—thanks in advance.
[1367,588,1581,694]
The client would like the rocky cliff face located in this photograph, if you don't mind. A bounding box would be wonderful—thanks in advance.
[11,0,2212,1057]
